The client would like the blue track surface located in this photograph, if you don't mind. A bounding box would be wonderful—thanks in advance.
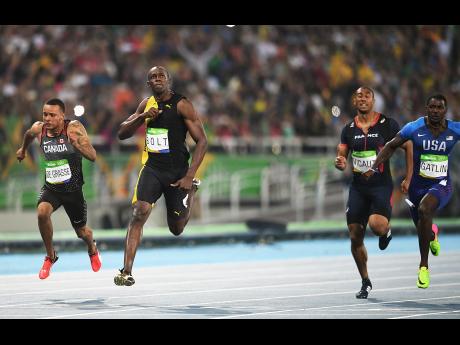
[2,234,460,276]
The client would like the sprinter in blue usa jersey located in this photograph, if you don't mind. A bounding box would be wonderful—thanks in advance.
[364,94,460,288]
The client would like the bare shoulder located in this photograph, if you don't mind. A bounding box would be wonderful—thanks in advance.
[138,97,149,110]
[30,121,44,134]
[68,120,88,135]
[177,98,197,119]
[32,121,44,129]
[68,120,84,129]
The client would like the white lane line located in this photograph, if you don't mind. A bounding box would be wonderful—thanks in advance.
[2,270,460,309]
[36,284,460,319]
[2,252,460,290]
[2,270,460,310]
[2,258,459,298]
[389,309,460,319]
[213,294,460,319]
[2,250,459,279]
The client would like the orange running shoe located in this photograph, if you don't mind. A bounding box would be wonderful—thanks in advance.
[39,253,58,280]
[89,248,102,272]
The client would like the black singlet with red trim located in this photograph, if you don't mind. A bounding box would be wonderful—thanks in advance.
[40,120,84,193]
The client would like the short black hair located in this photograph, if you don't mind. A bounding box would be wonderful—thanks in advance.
[426,94,447,108]
[356,86,375,99]
[148,66,170,80]
[45,98,66,113]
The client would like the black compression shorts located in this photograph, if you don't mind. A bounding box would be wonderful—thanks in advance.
[37,185,87,229]
[132,165,191,220]
[346,182,393,226]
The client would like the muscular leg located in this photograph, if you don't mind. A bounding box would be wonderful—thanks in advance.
[74,225,97,255]
[417,194,439,268]
[349,223,368,279]
[167,186,197,236]
[37,202,56,259]
[122,201,152,274]
[368,214,390,237]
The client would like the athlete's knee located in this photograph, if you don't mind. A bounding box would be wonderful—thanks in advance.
[168,217,185,236]
[418,204,434,220]
[348,225,364,245]
[168,223,184,236]
[368,222,388,236]
[131,203,151,224]
[37,208,51,223]
[74,225,90,238]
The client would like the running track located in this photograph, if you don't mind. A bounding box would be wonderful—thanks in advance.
[1,235,460,319]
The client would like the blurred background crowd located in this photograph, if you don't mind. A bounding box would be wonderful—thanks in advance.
[1,25,460,223]
[2,26,460,158]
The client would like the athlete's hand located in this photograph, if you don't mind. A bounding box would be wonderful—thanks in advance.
[143,107,162,120]
[362,169,376,180]
[400,178,410,194]
[334,156,347,171]
[16,147,26,162]
[170,175,194,190]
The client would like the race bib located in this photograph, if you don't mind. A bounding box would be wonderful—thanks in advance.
[146,128,170,153]
[45,159,72,184]
[352,150,377,173]
[419,154,448,179]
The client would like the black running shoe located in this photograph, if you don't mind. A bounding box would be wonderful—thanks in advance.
[114,269,135,286]
[356,278,372,299]
[379,229,392,250]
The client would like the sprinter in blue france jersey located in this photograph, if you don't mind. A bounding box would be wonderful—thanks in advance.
[364,94,460,289]
[335,86,413,299]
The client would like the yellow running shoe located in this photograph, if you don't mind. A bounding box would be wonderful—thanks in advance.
[430,224,440,256]
[417,266,430,289]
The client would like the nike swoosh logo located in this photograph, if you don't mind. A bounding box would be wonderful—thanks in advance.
[43,141,53,144]
[417,134,426,137]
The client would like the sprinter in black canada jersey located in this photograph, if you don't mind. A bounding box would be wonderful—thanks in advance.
[114,66,208,286]
[16,98,101,280]
[334,87,413,299]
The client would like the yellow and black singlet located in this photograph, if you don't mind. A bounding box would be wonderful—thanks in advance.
[142,91,190,172]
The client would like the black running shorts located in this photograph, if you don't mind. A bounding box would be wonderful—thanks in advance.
[37,186,88,229]
[132,165,191,219]
[346,182,393,226]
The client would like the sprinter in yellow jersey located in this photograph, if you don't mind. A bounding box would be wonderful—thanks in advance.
[114,66,208,286]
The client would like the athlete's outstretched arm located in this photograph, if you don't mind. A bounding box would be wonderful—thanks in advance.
[400,140,413,193]
[16,121,43,162]
[67,121,97,162]
[363,134,408,179]
[335,144,349,171]
[118,98,161,140]
[171,98,208,190]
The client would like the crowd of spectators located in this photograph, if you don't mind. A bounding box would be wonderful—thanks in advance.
[1,25,460,160]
